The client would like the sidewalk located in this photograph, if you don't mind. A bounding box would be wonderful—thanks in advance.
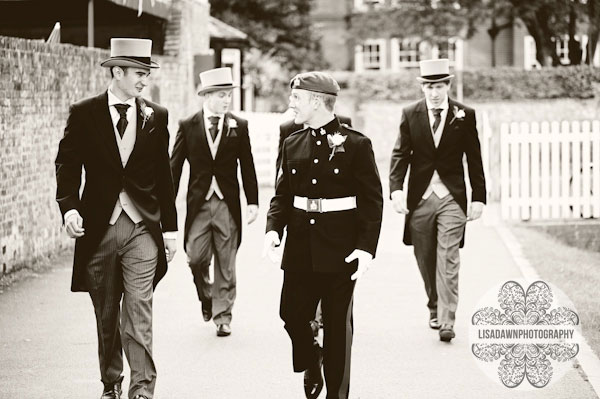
[0,188,597,398]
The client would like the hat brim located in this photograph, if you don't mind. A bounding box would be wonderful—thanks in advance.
[197,84,239,95]
[416,74,454,83]
[101,57,159,69]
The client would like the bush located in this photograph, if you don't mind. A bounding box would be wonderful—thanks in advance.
[331,66,600,102]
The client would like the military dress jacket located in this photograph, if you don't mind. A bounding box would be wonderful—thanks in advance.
[389,98,487,247]
[266,118,383,274]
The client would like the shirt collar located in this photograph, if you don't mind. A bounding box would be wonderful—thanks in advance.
[426,96,449,111]
[309,116,340,137]
[203,104,225,119]
[107,89,136,108]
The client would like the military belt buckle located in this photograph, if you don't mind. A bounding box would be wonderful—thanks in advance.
[306,198,323,213]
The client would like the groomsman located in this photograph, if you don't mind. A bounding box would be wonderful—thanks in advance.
[55,38,177,399]
[264,72,383,398]
[171,67,259,337]
[389,59,486,342]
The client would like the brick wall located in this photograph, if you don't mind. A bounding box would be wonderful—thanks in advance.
[0,5,206,276]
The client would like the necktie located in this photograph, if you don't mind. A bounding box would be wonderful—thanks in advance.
[208,116,220,141]
[114,104,130,138]
[432,108,442,133]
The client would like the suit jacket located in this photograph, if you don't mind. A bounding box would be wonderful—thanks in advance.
[389,98,486,247]
[55,92,177,292]
[266,118,383,273]
[275,115,352,185]
[170,110,258,249]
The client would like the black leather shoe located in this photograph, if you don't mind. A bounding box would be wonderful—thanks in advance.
[202,301,212,322]
[101,381,122,399]
[304,345,323,399]
[439,325,456,342]
[217,324,231,337]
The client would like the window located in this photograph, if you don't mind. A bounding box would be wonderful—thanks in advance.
[390,37,462,70]
[391,38,421,68]
[355,39,387,71]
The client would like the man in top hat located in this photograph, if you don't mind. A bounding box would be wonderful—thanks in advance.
[55,38,177,399]
[389,59,486,342]
[170,67,258,337]
[263,71,383,399]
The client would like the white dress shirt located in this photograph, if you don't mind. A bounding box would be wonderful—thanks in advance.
[423,97,450,200]
[203,105,225,201]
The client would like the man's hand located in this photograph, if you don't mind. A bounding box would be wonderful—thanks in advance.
[247,204,259,224]
[345,249,373,281]
[65,211,85,238]
[164,238,177,263]
[391,190,408,214]
[262,230,281,263]
[467,201,484,221]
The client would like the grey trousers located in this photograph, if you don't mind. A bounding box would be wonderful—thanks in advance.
[409,194,466,326]
[186,195,238,325]
[86,213,158,399]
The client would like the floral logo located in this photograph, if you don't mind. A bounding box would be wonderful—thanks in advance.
[327,132,347,161]
[139,99,154,131]
[449,105,465,125]
[470,280,580,389]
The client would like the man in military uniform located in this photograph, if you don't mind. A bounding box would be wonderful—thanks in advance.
[263,72,383,399]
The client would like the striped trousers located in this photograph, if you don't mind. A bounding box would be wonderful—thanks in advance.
[86,213,158,399]
[280,271,355,399]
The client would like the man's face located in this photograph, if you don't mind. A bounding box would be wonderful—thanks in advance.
[114,67,150,98]
[289,89,314,125]
[205,89,233,114]
[421,81,450,107]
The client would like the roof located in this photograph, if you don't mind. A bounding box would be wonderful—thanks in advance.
[209,16,248,41]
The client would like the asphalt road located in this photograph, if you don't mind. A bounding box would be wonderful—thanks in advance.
[0,188,597,398]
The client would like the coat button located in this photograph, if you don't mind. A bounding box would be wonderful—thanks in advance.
[312,178,317,184]
[291,168,297,174]
[334,168,339,174]
[313,159,319,164]
[310,219,315,225]
[316,140,321,145]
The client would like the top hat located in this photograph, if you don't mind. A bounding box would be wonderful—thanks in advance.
[100,38,159,69]
[197,67,239,95]
[416,59,454,83]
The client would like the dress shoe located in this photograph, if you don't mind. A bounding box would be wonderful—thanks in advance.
[133,395,148,399]
[217,323,231,337]
[429,317,441,330]
[101,381,122,399]
[304,344,323,399]
[202,301,212,322]
[439,324,456,342]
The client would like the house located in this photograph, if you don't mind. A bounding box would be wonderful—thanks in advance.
[311,0,597,72]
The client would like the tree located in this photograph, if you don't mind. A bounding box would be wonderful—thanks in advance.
[209,0,326,72]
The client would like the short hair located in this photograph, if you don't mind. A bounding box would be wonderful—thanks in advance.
[421,80,451,88]
[110,66,128,78]
[309,92,336,112]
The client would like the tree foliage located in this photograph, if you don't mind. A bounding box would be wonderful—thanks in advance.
[209,0,326,72]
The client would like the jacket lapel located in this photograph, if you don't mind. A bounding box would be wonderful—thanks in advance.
[215,113,231,159]
[124,98,148,169]
[194,110,211,156]
[437,98,455,150]
[92,91,122,169]
[415,99,436,150]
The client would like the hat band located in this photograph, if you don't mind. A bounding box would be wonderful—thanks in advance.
[113,56,152,64]
[421,74,450,80]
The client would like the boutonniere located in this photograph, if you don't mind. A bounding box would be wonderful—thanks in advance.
[449,105,465,125]
[327,132,347,161]
[139,99,154,131]
[226,118,238,137]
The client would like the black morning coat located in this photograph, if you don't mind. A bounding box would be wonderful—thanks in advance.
[267,117,383,274]
[389,98,487,248]
[170,110,259,250]
[55,92,178,292]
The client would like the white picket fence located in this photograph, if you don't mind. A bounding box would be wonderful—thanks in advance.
[500,120,600,220]
[238,110,290,187]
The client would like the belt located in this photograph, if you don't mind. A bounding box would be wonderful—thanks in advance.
[293,196,357,213]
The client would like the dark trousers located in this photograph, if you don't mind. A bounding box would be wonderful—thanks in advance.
[86,213,158,399]
[186,195,238,325]
[280,271,355,399]
[409,194,466,326]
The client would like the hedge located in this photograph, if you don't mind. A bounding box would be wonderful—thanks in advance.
[330,66,600,102]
